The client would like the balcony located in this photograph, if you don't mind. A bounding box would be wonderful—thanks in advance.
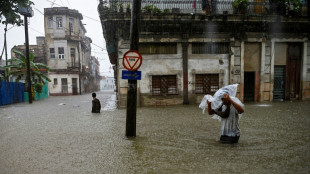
[67,62,80,71]
[99,0,308,17]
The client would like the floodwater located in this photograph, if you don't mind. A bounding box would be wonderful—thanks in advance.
[0,91,309,173]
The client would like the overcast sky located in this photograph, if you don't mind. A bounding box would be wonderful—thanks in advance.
[0,0,113,77]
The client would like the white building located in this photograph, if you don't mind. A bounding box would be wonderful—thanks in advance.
[100,76,115,90]
[44,7,93,95]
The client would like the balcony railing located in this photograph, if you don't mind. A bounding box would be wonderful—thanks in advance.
[100,0,308,17]
[67,62,80,71]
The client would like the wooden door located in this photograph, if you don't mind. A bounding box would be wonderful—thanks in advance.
[285,44,301,100]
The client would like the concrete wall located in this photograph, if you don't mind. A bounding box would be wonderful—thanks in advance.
[303,41,310,99]
[48,73,79,95]
[116,37,231,107]
[244,42,261,71]
[47,40,68,69]
[115,36,310,107]
[274,43,287,66]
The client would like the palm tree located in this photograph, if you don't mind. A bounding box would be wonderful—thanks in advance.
[4,50,51,92]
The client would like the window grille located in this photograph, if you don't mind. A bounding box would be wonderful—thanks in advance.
[54,78,58,85]
[48,17,53,28]
[69,18,74,35]
[192,43,229,54]
[195,74,219,94]
[58,47,64,59]
[139,43,177,54]
[61,78,68,93]
[50,48,55,58]
[56,17,62,28]
[152,75,178,96]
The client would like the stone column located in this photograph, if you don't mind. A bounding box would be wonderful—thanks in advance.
[182,42,189,105]
[301,41,308,100]
[260,41,266,102]
[270,39,275,102]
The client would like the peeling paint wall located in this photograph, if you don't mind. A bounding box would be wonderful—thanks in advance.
[115,35,309,107]
[48,74,79,95]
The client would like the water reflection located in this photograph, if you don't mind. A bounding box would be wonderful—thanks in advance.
[0,94,309,173]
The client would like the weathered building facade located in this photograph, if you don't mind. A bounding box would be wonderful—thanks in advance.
[11,37,46,65]
[44,7,99,95]
[10,37,48,82]
[98,0,310,107]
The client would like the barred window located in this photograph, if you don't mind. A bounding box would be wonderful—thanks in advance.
[192,43,229,54]
[195,74,219,94]
[58,47,64,59]
[69,18,74,35]
[139,43,177,54]
[152,75,178,96]
[48,17,53,28]
[56,17,62,28]
[50,48,55,58]
[54,78,58,85]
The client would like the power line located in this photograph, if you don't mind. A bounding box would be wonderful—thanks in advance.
[45,0,101,22]
[91,42,106,50]
[59,0,65,7]
[36,2,107,54]
[29,27,45,35]
[33,7,86,40]
[66,0,72,8]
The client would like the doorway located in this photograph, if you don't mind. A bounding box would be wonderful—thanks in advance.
[285,44,301,100]
[274,66,286,101]
[244,72,255,102]
[72,78,78,95]
[61,78,68,94]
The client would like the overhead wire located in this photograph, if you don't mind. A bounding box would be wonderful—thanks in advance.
[65,0,72,8]
[41,1,106,52]
[29,26,45,35]
[33,7,106,52]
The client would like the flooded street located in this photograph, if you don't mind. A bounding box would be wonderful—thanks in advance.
[0,91,309,173]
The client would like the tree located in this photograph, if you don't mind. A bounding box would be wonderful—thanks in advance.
[4,50,51,92]
[0,0,34,62]
[0,0,34,26]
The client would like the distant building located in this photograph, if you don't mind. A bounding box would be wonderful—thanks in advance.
[9,37,47,82]
[44,7,99,95]
[100,76,115,90]
[82,56,101,92]
[11,37,46,65]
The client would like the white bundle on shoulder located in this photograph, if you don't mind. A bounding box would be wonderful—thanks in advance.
[199,84,239,120]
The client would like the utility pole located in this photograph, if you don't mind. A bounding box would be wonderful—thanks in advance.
[4,25,8,81]
[19,5,33,104]
[4,25,8,67]
[24,16,32,104]
[126,0,141,137]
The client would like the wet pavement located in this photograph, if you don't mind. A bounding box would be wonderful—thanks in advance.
[0,91,309,174]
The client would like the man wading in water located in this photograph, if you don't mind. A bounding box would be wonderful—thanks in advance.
[91,93,101,113]
[205,84,244,144]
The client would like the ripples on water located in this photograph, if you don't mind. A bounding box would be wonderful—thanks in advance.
[0,96,309,173]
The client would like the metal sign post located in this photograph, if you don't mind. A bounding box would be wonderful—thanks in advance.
[125,0,142,138]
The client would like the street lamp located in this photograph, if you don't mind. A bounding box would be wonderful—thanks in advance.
[19,5,34,104]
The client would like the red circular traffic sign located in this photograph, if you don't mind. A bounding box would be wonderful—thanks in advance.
[123,50,142,71]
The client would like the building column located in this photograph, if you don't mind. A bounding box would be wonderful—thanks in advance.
[182,42,189,105]
[270,39,275,101]
[240,41,244,102]
[301,40,308,100]
[260,41,266,102]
